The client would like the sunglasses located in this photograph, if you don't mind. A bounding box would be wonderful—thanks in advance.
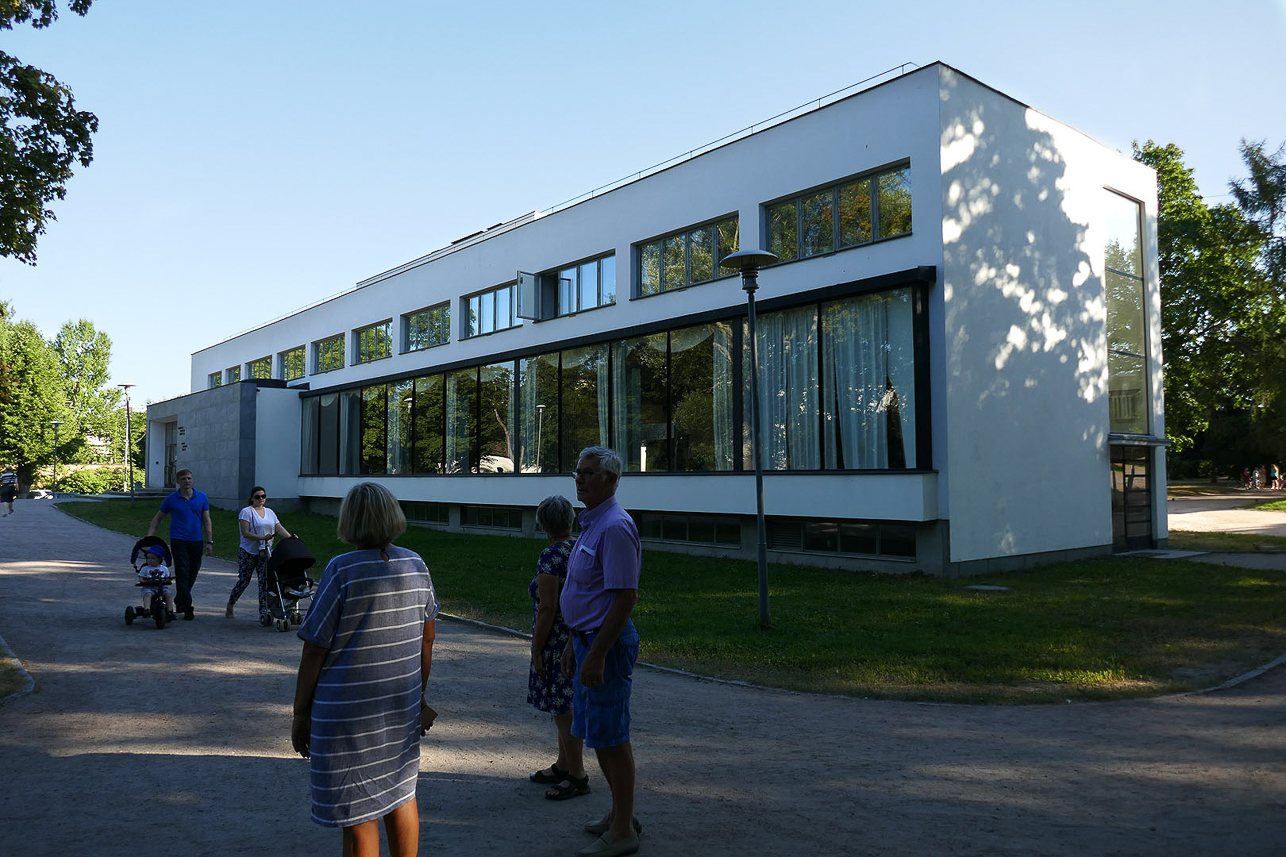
[252,494,267,500]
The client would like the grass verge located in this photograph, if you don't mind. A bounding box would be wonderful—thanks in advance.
[58,500,1286,704]
[1167,530,1286,552]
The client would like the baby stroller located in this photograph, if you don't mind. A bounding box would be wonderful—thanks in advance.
[260,536,316,632]
[126,536,174,630]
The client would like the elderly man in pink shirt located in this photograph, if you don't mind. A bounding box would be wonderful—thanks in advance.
[559,446,642,857]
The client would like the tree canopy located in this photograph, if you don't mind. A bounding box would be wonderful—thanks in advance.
[0,0,98,264]
[1137,139,1286,472]
[0,302,134,490]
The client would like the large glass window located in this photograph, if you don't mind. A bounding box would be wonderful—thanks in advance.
[317,393,340,475]
[670,322,736,471]
[638,217,738,296]
[767,165,911,263]
[354,321,392,365]
[413,374,445,474]
[612,334,669,472]
[1105,191,1148,434]
[246,356,272,380]
[299,287,920,476]
[561,344,609,469]
[360,384,387,474]
[403,303,450,352]
[300,395,319,474]
[340,390,362,474]
[745,305,820,469]
[465,284,519,338]
[279,346,305,381]
[821,289,916,469]
[314,334,344,374]
[478,362,515,473]
[445,368,477,473]
[388,380,413,475]
[518,352,560,473]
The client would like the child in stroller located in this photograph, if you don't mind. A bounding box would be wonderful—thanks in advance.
[126,538,176,629]
[261,535,316,632]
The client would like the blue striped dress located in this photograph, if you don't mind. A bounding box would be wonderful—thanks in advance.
[297,546,440,828]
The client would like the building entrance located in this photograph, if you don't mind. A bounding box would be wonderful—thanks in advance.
[1111,445,1153,551]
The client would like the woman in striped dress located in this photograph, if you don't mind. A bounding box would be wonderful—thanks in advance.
[291,483,440,857]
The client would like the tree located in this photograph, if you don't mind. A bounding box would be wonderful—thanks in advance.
[53,317,120,458]
[0,301,74,490]
[1,1,98,264]
[1132,142,1265,458]
[1229,140,1286,460]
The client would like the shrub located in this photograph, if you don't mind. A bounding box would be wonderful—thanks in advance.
[57,467,124,495]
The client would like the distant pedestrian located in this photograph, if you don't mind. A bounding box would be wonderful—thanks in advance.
[560,447,642,857]
[291,482,440,857]
[1,466,16,515]
[146,469,212,620]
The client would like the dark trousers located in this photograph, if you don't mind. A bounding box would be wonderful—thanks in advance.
[170,538,205,611]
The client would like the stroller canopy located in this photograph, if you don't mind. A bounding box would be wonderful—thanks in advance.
[130,536,172,568]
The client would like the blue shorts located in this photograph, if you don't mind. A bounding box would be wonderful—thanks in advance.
[571,621,638,749]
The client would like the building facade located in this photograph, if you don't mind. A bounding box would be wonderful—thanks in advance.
[146,63,1165,575]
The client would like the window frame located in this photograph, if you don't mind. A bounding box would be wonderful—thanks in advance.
[352,320,393,365]
[245,355,272,380]
[764,163,912,266]
[313,333,345,374]
[535,252,617,319]
[401,302,451,353]
[279,346,306,381]
[463,282,520,339]
[636,215,739,298]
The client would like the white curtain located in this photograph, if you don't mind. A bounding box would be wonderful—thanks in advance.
[754,306,819,470]
[822,288,916,469]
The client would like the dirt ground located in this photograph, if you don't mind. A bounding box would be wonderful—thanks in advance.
[1,500,1284,856]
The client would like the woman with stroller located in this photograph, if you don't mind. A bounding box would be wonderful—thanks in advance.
[226,486,293,620]
[291,482,440,857]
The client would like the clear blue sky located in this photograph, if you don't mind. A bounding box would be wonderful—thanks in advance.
[3,0,1283,406]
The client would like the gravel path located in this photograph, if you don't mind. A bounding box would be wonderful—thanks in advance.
[1,500,1284,856]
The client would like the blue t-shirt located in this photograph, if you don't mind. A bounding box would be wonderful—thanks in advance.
[159,490,210,541]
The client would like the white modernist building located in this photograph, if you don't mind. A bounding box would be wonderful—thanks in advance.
[145,63,1165,576]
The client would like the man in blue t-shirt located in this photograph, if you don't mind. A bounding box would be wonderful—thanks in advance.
[147,469,213,620]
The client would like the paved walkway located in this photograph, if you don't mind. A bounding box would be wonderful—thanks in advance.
[1,500,1284,856]
[1166,488,1286,538]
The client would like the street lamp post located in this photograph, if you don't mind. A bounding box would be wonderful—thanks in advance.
[50,420,64,497]
[119,383,135,508]
[719,248,778,630]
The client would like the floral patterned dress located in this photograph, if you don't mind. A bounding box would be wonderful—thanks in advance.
[527,538,575,714]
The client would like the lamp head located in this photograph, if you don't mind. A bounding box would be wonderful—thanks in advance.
[719,248,778,273]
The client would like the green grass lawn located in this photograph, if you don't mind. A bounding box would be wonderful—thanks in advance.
[57,500,1286,704]
[1167,530,1286,552]
[1250,498,1286,511]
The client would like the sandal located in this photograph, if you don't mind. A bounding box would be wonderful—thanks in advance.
[544,773,590,800]
[529,763,566,784]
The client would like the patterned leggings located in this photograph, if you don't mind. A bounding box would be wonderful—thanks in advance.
[229,548,268,615]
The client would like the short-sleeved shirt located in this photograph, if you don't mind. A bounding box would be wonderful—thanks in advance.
[238,505,280,554]
[561,497,641,631]
[159,490,210,541]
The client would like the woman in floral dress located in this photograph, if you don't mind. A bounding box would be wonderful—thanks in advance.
[526,494,587,800]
